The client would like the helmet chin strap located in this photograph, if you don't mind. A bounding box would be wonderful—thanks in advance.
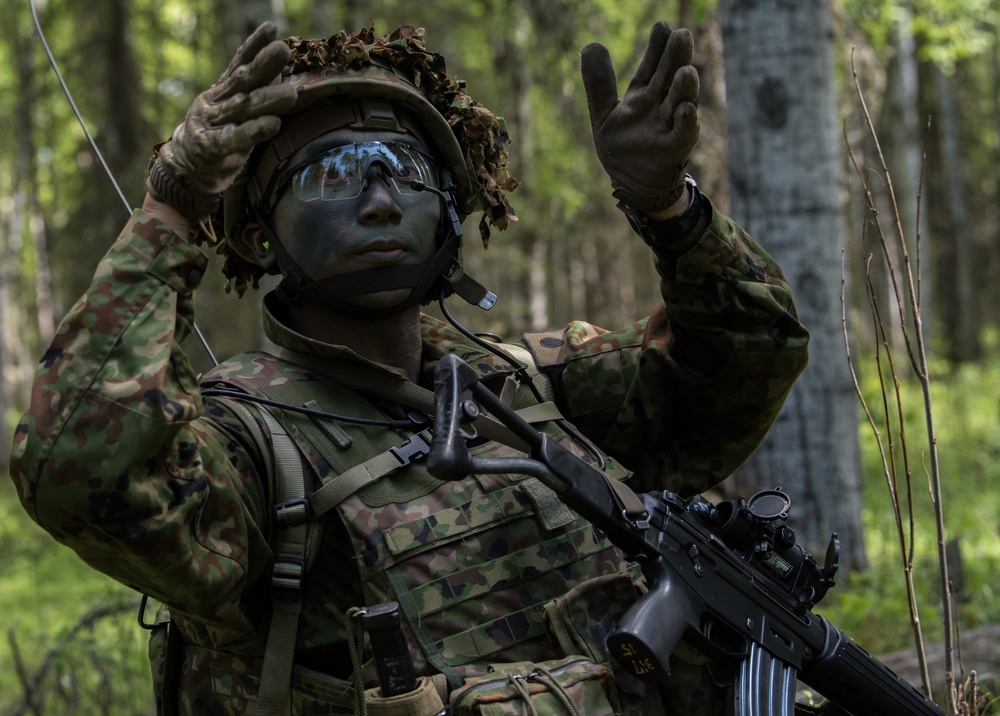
[248,182,496,320]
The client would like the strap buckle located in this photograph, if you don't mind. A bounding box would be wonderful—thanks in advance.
[389,432,431,467]
[274,496,313,528]
[271,556,306,601]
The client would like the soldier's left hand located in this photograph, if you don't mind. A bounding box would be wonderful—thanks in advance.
[581,22,700,214]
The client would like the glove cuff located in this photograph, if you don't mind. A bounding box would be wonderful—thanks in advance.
[146,159,221,221]
[612,181,687,215]
[610,162,689,214]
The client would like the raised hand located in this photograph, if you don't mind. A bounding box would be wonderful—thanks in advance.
[581,22,700,215]
[147,22,297,219]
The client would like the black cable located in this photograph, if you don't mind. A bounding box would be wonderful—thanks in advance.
[437,288,607,471]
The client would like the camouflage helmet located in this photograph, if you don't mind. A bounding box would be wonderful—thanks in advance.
[217,25,518,296]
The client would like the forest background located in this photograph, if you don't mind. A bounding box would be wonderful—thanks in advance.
[2,0,1000,713]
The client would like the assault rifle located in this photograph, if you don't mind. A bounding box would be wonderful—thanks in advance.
[426,353,944,716]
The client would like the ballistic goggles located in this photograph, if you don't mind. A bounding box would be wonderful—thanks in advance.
[266,141,439,212]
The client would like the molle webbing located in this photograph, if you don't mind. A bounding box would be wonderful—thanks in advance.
[407,522,613,666]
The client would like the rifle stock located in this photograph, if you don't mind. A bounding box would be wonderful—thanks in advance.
[427,355,944,716]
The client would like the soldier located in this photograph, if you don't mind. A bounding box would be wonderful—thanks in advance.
[11,20,808,716]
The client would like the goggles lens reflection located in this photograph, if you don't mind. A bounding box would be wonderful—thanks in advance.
[273,141,439,208]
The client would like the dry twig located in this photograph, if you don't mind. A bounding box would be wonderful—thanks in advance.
[842,47,959,714]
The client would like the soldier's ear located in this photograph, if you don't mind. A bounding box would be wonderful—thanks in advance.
[240,221,277,269]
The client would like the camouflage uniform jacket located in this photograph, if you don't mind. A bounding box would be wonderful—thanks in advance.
[10,187,808,712]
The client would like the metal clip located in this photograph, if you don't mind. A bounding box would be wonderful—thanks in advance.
[625,509,651,532]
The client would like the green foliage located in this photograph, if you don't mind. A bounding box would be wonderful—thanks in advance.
[841,0,997,71]
[819,348,1000,653]
[0,479,152,714]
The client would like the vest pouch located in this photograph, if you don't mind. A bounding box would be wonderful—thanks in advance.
[288,664,356,714]
[169,644,356,714]
[362,674,448,716]
[449,657,620,716]
[541,572,670,716]
[542,571,644,664]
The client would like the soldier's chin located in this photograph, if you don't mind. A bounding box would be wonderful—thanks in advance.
[342,288,419,314]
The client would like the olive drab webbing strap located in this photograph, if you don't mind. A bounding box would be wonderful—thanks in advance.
[256,407,309,716]
[495,342,558,407]
[210,396,309,716]
[308,430,433,518]
[498,342,648,523]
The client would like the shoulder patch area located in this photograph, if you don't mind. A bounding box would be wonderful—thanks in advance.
[520,330,569,369]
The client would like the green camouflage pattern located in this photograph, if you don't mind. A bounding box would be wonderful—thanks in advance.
[10,192,807,714]
[204,350,638,683]
[449,657,620,716]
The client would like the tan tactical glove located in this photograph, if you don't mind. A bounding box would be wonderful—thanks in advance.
[581,22,700,214]
[146,22,296,219]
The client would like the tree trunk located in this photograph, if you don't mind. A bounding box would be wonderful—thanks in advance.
[14,24,56,348]
[719,0,866,570]
[491,0,540,332]
[932,63,980,363]
[878,7,925,362]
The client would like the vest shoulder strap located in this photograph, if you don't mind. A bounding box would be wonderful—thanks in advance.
[208,395,311,716]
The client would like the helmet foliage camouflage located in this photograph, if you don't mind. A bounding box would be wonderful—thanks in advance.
[217,25,518,296]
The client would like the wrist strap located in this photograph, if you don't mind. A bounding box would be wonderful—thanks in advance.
[146,159,220,220]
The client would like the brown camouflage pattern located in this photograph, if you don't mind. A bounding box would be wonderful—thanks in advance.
[10,193,807,714]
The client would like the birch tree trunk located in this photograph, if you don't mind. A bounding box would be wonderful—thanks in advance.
[719,0,866,569]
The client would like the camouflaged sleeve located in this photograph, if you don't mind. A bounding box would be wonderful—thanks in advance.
[529,196,809,497]
[9,212,273,649]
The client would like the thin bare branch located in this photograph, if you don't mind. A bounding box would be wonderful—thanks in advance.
[847,47,956,712]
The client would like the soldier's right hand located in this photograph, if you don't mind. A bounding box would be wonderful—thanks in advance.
[146,22,296,219]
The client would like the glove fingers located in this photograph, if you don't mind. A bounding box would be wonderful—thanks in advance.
[647,28,694,99]
[628,22,671,90]
[224,21,280,78]
[214,116,285,157]
[214,39,291,103]
[580,42,620,131]
[662,65,700,128]
[204,83,297,126]
[662,100,700,150]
